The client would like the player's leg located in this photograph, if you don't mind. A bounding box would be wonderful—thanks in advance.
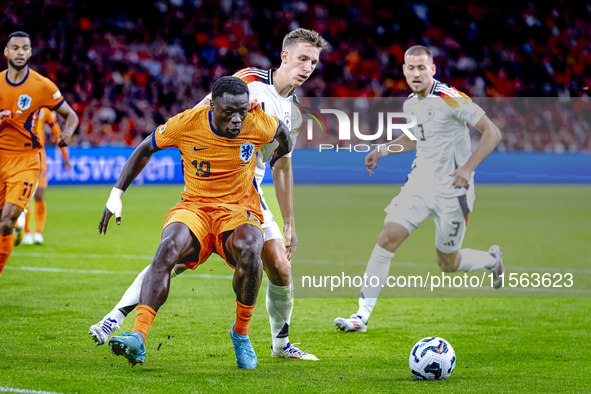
[0,203,24,277]
[89,262,188,345]
[258,199,318,360]
[32,186,46,245]
[335,191,430,332]
[334,222,407,332]
[0,153,40,275]
[433,195,503,288]
[223,223,265,369]
[262,237,318,360]
[24,152,47,245]
[108,223,197,365]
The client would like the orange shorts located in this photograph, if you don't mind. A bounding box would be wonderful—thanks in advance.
[38,148,48,188]
[162,201,263,270]
[0,150,42,210]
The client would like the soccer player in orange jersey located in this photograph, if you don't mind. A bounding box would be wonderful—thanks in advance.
[19,108,70,245]
[90,29,326,360]
[97,77,292,369]
[0,31,79,276]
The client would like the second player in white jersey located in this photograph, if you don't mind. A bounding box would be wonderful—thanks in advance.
[335,45,504,334]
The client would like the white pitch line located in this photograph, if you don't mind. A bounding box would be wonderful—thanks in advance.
[0,387,65,394]
[4,266,233,280]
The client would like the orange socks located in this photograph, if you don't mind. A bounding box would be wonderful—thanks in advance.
[0,234,14,277]
[133,304,157,342]
[24,210,31,233]
[234,300,255,336]
[34,200,47,235]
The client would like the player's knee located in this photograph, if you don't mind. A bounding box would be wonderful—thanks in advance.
[156,237,183,266]
[263,251,291,285]
[233,232,264,264]
[378,229,404,252]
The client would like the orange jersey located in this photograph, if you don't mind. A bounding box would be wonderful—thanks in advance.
[153,106,279,216]
[0,68,64,154]
[35,108,68,161]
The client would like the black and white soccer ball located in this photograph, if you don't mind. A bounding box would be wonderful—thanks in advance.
[409,336,456,380]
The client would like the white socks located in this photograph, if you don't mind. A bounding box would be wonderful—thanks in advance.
[267,281,294,352]
[357,244,394,323]
[457,248,496,272]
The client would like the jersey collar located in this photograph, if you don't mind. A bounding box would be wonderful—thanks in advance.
[5,67,30,87]
[208,110,226,138]
[429,79,440,96]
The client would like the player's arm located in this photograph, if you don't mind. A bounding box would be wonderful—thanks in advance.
[365,134,417,176]
[269,122,293,168]
[97,135,161,234]
[449,114,502,188]
[49,118,70,171]
[272,156,298,260]
[54,101,79,147]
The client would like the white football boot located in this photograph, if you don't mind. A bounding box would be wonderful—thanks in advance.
[334,314,368,333]
[488,245,504,289]
[34,232,44,245]
[89,317,120,346]
[271,342,319,360]
[22,232,34,245]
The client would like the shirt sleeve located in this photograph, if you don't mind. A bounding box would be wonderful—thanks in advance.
[152,111,186,149]
[454,100,485,127]
[42,77,65,111]
[440,90,485,127]
[254,108,280,145]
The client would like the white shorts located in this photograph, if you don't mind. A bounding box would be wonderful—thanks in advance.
[259,193,283,242]
[384,185,473,253]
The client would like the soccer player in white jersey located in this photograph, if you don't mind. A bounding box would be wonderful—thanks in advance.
[90,29,327,359]
[334,45,504,333]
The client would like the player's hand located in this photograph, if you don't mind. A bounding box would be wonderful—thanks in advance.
[248,98,262,112]
[63,160,71,172]
[97,188,124,234]
[57,132,72,147]
[284,223,298,261]
[365,148,382,176]
[0,110,12,122]
[449,167,471,188]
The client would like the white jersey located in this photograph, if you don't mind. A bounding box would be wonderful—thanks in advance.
[403,79,485,199]
[210,68,300,192]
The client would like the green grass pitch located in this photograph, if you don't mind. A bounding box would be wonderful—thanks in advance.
[1,184,590,393]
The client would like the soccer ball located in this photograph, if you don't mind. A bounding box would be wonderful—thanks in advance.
[409,336,456,380]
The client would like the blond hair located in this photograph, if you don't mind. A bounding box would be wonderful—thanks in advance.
[282,28,328,52]
[404,45,433,61]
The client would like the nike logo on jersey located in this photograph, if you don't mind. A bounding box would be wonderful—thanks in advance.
[194,147,207,152]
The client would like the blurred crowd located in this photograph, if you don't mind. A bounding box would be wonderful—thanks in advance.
[1,0,590,151]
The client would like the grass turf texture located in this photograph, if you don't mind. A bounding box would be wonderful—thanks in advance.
[0,184,590,393]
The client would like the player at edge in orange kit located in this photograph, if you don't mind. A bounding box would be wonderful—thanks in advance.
[0,31,79,276]
[97,76,292,369]
[20,108,71,245]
